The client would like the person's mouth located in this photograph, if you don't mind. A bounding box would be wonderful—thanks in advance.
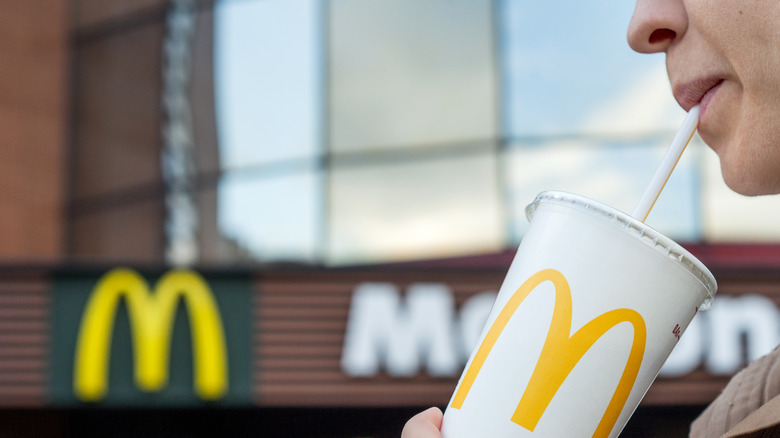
[673,77,725,116]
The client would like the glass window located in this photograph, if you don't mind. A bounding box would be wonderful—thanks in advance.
[210,0,780,267]
[499,0,702,243]
[326,0,501,264]
[504,139,702,242]
[701,150,780,241]
[214,0,322,169]
[328,153,504,264]
[328,0,497,152]
[214,0,324,263]
[219,170,321,263]
[500,0,681,137]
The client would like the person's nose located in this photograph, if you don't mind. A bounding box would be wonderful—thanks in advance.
[627,0,688,53]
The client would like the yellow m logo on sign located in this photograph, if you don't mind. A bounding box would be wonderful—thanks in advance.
[73,268,228,401]
[450,269,646,437]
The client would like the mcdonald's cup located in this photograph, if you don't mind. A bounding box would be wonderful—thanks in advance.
[441,191,717,438]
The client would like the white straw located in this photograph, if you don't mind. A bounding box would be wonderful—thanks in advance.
[632,105,700,222]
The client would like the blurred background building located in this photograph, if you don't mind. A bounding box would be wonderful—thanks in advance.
[3,0,780,437]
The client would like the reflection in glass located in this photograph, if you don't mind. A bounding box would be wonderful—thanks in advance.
[214,0,324,263]
[329,153,504,264]
[326,0,501,264]
[214,0,321,169]
[503,139,701,243]
[329,0,496,152]
[211,0,780,267]
[219,171,320,263]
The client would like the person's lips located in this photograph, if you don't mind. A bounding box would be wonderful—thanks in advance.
[673,77,725,113]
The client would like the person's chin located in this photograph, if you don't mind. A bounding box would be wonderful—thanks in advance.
[715,125,780,196]
[720,157,780,196]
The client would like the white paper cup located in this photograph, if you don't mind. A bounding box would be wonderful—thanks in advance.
[441,191,717,438]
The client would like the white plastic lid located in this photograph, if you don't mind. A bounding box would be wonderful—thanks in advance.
[526,191,717,309]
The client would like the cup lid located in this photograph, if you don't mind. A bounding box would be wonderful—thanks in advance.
[526,191,717,309]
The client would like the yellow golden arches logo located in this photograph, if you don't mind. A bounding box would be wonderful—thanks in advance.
[73,268,228,401]
[450,269,646,437]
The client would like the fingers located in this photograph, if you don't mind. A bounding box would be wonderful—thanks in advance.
[401,407,444,438]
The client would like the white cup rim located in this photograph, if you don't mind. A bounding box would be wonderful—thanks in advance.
[526,190,717,309]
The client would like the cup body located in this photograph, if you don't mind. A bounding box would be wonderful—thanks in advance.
[441,191,717,438]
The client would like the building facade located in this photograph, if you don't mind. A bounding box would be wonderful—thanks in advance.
[4,1,780,437]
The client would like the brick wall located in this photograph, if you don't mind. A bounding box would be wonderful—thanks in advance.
[0,1,69,261]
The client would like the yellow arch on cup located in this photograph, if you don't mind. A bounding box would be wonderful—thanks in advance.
[450,268,646,437]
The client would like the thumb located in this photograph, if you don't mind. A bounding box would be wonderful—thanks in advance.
[401,407,443,438]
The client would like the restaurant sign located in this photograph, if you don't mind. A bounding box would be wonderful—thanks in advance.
[0,263,774,408]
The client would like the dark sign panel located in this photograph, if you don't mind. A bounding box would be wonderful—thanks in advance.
[50,268,253,406]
